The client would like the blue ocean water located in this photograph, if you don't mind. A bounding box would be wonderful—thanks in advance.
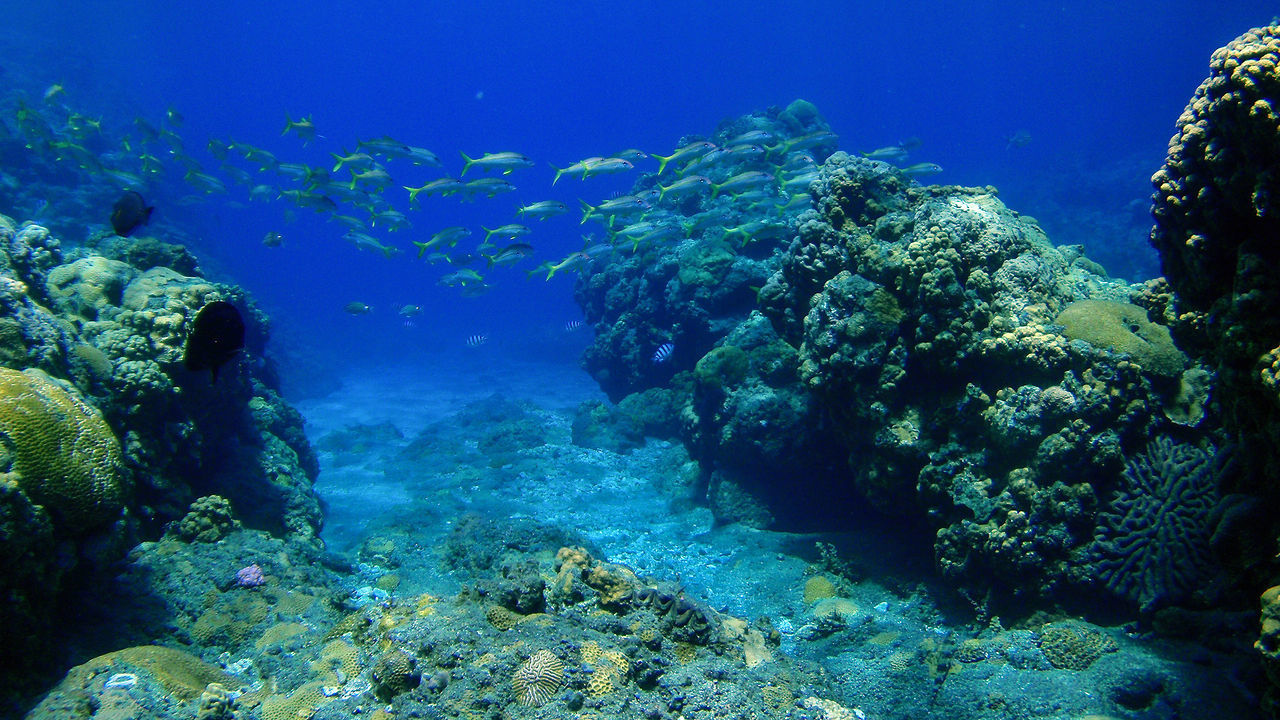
[2,4,1277,717]
[1,1,1271,367]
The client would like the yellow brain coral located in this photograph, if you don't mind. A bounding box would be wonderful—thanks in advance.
[0,368,126,528]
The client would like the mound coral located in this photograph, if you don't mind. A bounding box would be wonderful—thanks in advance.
[1055,300,1185,377]
[0,367,126,528]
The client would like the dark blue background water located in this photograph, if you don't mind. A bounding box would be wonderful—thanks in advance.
[1,2,1274,380]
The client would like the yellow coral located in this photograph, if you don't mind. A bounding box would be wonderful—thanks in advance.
[673,643,697,663]
[260,681,327,720]
[1056,300,1185,377]
[486,605,526,630]
[580,640,603,664]
[1037,623,1118,670]
[0,368,125,528]
[312,638,362,684]
[61,645,236,700]
[803,576,837,604]
[585,665,617,696]
[255,622,309,650]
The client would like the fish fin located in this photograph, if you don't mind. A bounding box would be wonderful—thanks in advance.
[459,151,474,176]
[579,199,594,225]
[550,163,564,185]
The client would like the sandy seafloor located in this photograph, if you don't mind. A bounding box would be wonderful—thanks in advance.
[295,353,827,624]
[289,354,1260,718]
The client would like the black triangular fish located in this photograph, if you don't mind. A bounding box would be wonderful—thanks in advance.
[110,190,154,237]
[183,301,245,382]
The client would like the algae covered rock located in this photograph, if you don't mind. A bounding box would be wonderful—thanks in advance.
[693,345,750,392]
[45,256,137,320]
[571,399,645,453]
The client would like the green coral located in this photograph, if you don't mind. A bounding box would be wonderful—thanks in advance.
[1036,623,1118,670]
[1056,300,1185,377]
[0,367,126,528]
[694,345,750,392]
[169,494,241,543]
[677,238,736,287]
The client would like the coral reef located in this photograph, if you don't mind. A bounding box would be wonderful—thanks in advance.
[168,494,242,543]
[575,101,833,402]
[751,152,1191,603]
[0,216,320,704]
[1260,585,1280,714]
[569,109,1225,605]
[1144,24,1280,704]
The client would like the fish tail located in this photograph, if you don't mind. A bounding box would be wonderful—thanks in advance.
[579,199,594,225]
[482,226,495,242]
[550,163,564,185]
[404,185,421,204]
[459,151,474,176]
[652,152,673,176]
[709,182,721,200]
[413,241,429,259]
[330,153,345,172]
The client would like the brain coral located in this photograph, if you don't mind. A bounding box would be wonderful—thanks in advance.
[512,649,564,706]
[1091,436,1221,611]
[0,367,126,528]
